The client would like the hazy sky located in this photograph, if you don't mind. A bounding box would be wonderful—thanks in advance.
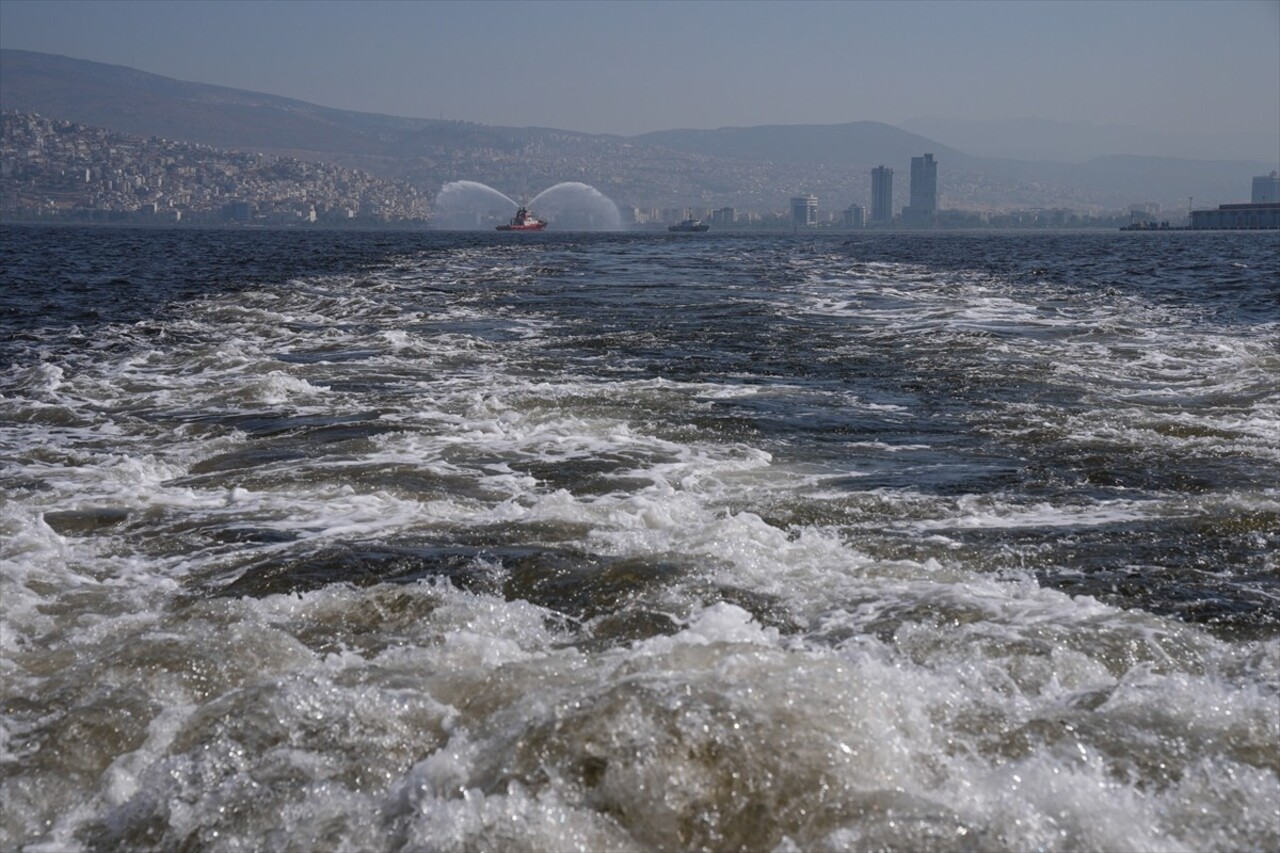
[2,0,1278,141]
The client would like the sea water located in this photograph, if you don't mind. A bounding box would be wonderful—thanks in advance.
[2,225,1277,851]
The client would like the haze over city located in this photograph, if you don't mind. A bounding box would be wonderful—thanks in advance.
[2,0,1277,161]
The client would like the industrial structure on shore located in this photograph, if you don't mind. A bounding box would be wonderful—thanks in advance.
[1188,172,1280,230]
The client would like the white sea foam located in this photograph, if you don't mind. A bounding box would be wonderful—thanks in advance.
[905,497,1155,530]
[3,235,1277,851]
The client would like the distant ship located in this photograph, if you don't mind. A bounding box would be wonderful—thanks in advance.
[668,218,710,232]
[496,206,547,231]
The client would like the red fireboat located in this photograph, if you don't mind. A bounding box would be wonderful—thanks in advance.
[496,206,547,231]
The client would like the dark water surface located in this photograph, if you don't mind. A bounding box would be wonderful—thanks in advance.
[2,225,1277,851]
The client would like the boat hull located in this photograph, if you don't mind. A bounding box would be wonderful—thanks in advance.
[497,206,547,231]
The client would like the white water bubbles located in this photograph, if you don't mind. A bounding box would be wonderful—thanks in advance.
[4,231,1278,852]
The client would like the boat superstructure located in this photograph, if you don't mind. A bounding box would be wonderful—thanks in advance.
[497,206,547,231]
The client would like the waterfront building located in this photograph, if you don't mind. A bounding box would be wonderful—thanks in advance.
[712,207,736,226]
[1252,172,1280,203]
[222,200,252,222]
[1127,203,1162,226]
[844,204,865,228]
[903,153,937,225]
[791,195,817,228]
[1190,202,1280,230]
[870,167,893,224]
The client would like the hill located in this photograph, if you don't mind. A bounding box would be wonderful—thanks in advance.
[899,116,1279,165]
[635,122,965,168]
[0,48,437,155]
[3,49,1273,212]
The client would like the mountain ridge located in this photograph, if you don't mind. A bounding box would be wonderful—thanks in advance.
[634,122,968,168]
[2,49,1273,211]
[900,115,1278,165]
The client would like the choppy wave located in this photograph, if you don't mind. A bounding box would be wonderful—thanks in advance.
[2,226,1277,851]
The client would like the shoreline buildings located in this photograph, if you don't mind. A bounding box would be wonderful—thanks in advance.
[1252,171,1279,204]
[0,112,428,225]
[903,153,938,226]
[1189,202,1280,230]
[1187,172,1280,230]
[791,195,817,228]
[870,166,893,224]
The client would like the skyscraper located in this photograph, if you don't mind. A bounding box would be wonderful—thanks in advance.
[1253,171,1280,203]
[791,195,817,228]
[871,167,893,224]
[904,153,937,225]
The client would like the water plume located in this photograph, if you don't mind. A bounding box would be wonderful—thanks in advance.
[434,181,622,231]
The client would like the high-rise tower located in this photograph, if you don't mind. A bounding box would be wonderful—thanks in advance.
[1253,171,1280,204]
[791,195,817,228]
[871,166,893,224]
[904,153,937,225]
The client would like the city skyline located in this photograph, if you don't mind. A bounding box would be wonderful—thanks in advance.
[0,0,1276,160]
[8,108,1275,229]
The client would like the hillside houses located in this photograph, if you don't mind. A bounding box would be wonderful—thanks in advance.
[1,112,429,224]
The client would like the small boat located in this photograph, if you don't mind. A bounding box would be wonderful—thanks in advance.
[668,218,709,232]
[496,206,547,231]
